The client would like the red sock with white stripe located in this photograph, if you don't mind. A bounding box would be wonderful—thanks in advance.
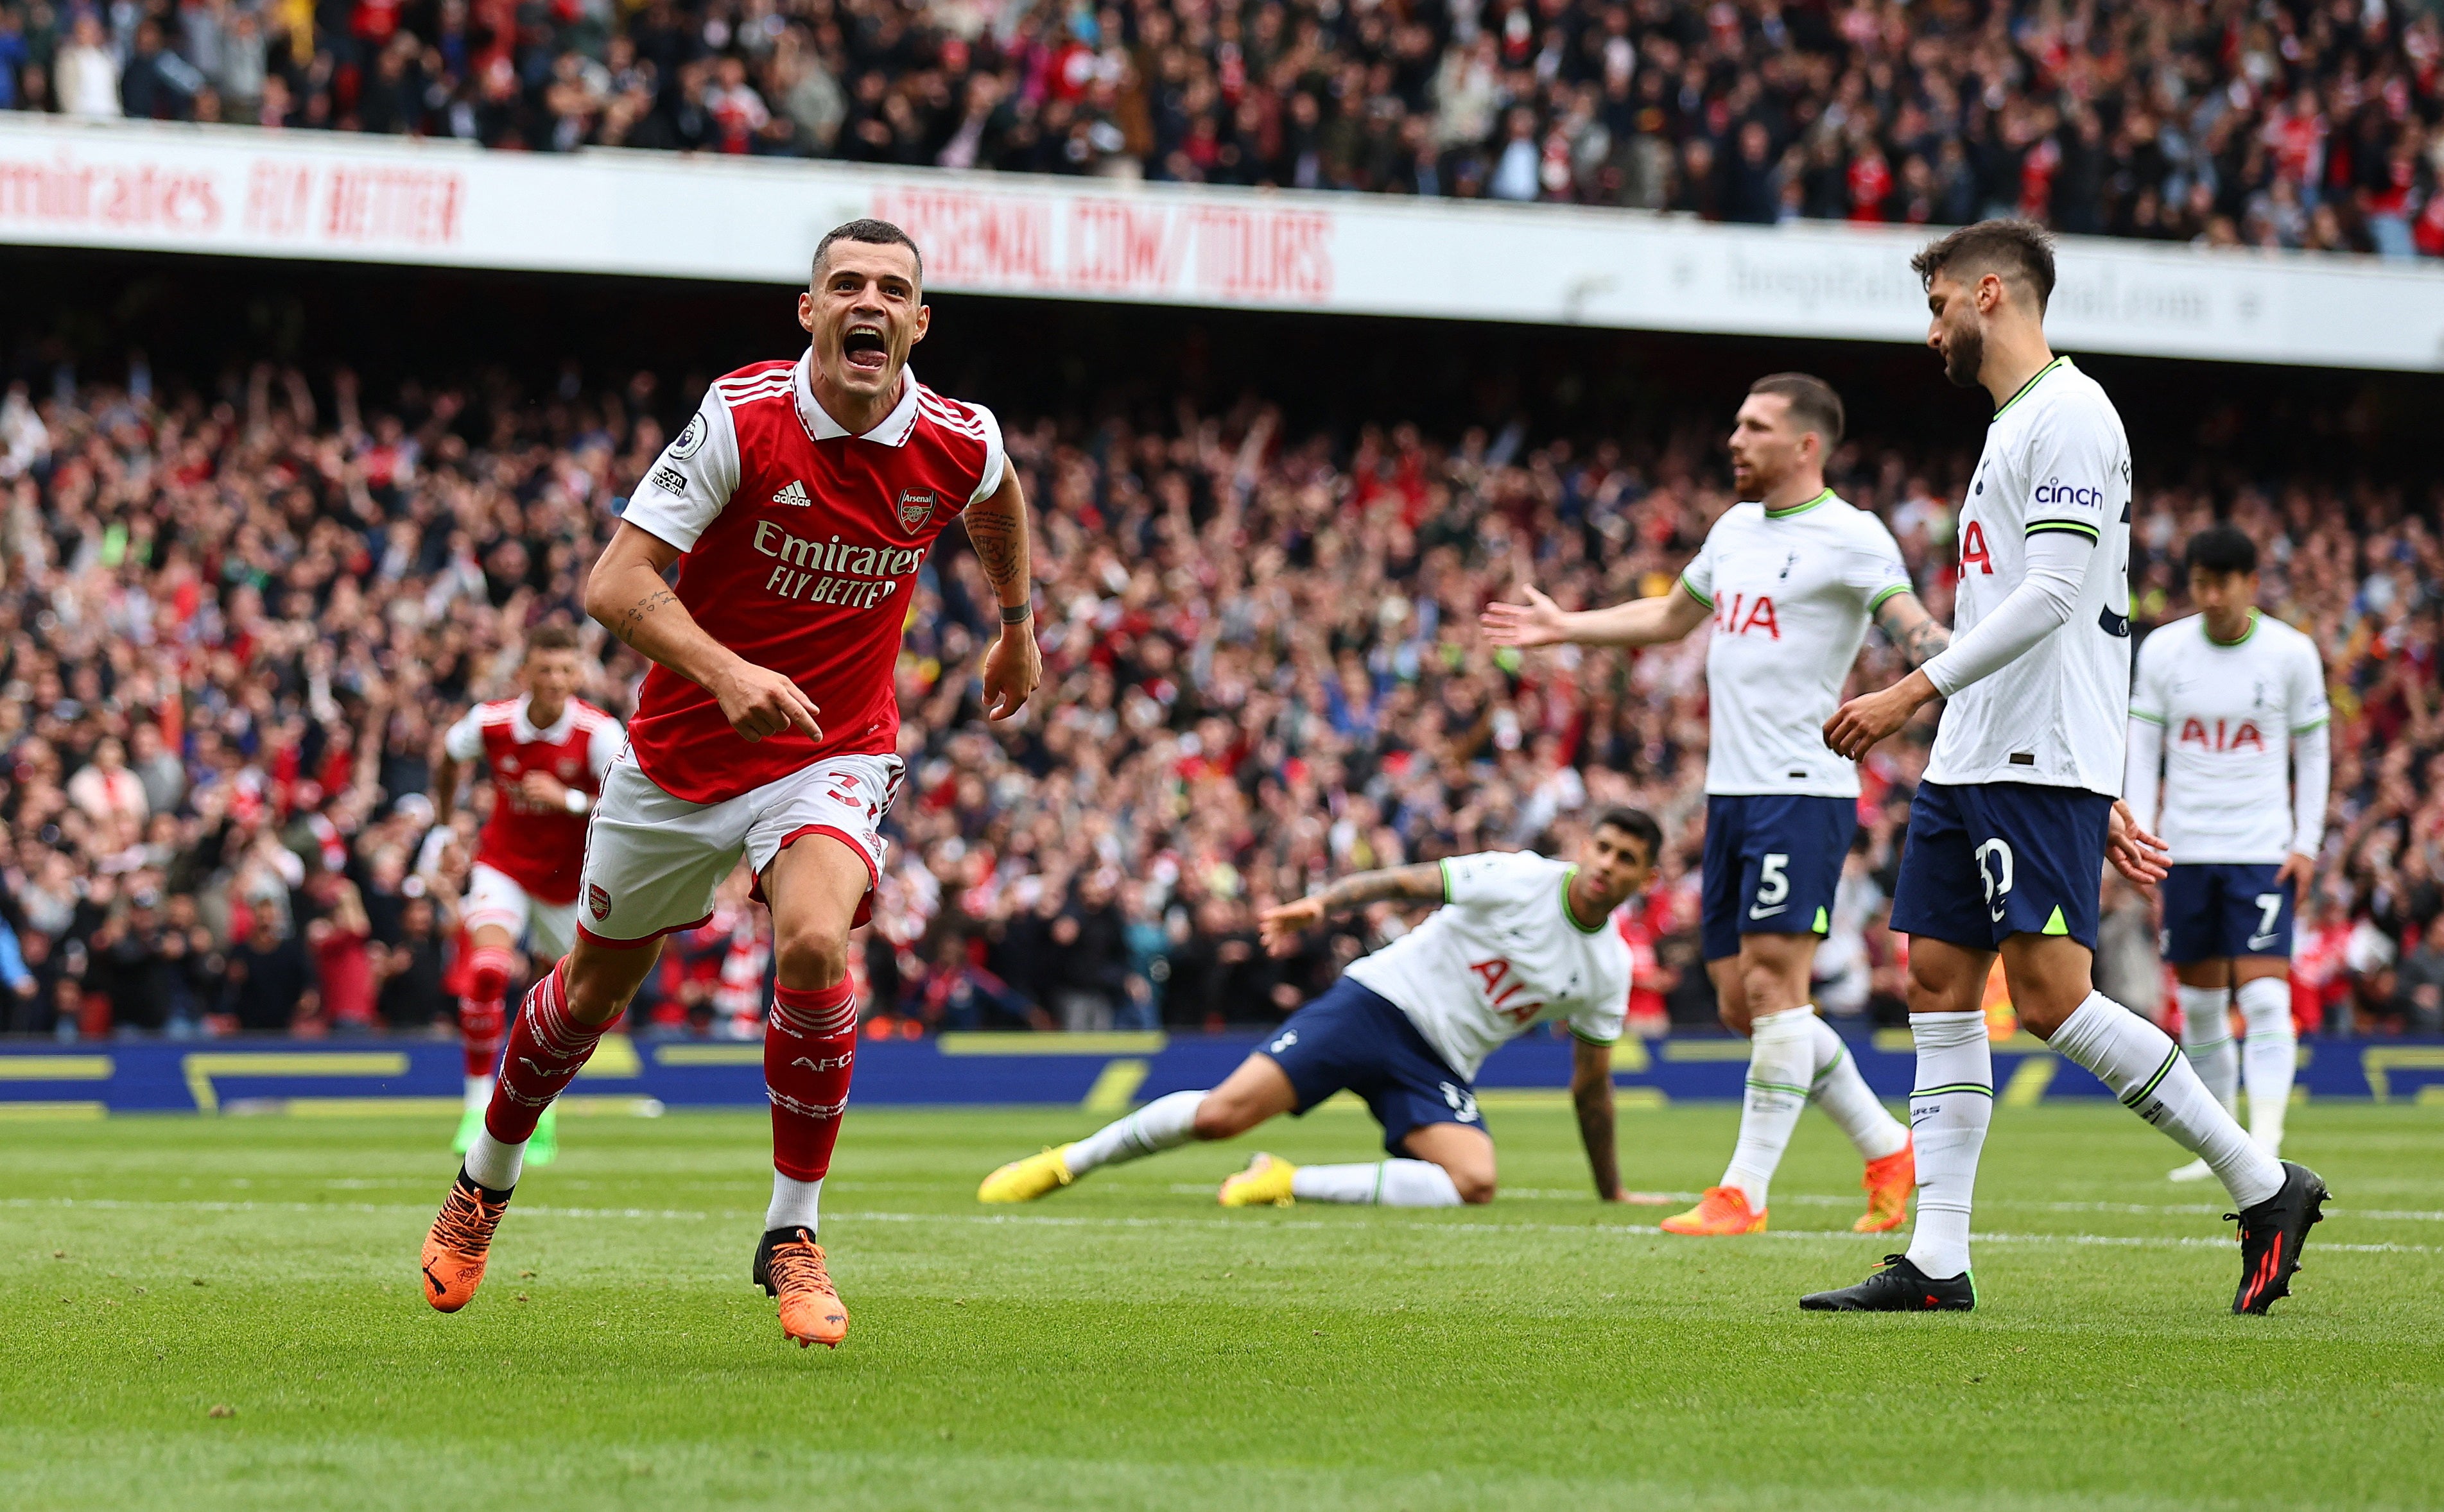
[458,945,517,1105]
[764,980,858,1233]
[465,961,607,1189]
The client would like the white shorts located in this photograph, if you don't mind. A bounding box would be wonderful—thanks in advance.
[463,861,579,962]
[576,748,902,947]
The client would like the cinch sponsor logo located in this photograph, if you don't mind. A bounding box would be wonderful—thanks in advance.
[751,520,924,608]
[2033,477,2106,508]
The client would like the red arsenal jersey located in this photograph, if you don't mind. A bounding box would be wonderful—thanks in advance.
[619,356,1005,805]
[442,695,623,902]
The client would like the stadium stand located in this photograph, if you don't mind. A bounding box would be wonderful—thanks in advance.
[0,352,2434,1046]
[1,0,2439,255]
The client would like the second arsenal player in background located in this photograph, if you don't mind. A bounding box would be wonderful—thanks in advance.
[419,218,1043,1351]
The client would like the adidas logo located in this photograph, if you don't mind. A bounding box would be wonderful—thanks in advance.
[772,479,810,507]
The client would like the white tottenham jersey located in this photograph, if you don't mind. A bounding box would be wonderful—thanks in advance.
[1679,490,1914,797]
[2129,612,2330,863]
[1344,850,1630,1082]
[1926,357,2134,794]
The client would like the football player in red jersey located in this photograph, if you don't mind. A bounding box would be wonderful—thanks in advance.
[420,219,1042,1350]
[428,624,623,1164]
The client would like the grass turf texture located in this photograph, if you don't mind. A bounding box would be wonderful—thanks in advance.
[4,1100,2440,1511]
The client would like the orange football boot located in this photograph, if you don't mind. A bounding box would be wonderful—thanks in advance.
[1659,1185,1767,1235]
[1854,1140,1916,1233]
[421,1169,512,1312]
[756,1227,849,1349]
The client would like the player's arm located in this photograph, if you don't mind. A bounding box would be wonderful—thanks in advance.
[1870,590,1950,669]
[1568,1035,1623,1202]
[1481,582,1709,649]
[2281,644,2332,903]
[1256,863,1446,956]
[429,746,464,825]
[583,521,823,744]
[963,461,1043,721]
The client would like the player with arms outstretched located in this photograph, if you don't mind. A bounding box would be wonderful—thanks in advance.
[429,624,623,1163]
[1486,375,1946,1237]
[419,219,1043,1348]
[976,812,1660,1211]
[2126,525,2328,1181]
[1807,221,2327,1315]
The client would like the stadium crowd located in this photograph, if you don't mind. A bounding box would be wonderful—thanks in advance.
[4,0,2443,256]
[0,356,2438,1044]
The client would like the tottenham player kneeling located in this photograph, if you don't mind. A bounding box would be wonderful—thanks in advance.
[2127,525,2328,1181]
[977,812,1660,1210]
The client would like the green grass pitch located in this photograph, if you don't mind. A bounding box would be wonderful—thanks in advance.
[5,1097,2440,1510]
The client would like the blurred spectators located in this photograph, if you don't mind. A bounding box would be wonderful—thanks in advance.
[1,350,2440,1047]
[4,0,2444,257]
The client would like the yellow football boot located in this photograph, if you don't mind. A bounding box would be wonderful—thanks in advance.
[978,1144,1078,1203]
[1218,1152,1297,1207]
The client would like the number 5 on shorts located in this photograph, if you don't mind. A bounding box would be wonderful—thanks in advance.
[1756,854,1789,906]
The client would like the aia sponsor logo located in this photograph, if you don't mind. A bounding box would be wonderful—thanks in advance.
[896,488,939,534]
[1712,592,1780,639]
[587,884,612,921]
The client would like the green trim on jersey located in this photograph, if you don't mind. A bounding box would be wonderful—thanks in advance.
[1559,866,1608,934]
[1677,573,1712,609]
[2291,717,2329,734]
[1765,488,1834,520]
[1991,356,2069,420]
[1570,1028,1618,1048]
[2129,708,2167,725]
[1868,582,1910,612]
[2025,519,2100,542]
[1436,857,1454,904]
[2206,610,2259,648]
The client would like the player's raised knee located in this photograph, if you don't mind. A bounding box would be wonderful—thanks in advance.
[1451,1169,1498,1205]
[774,922,852,990]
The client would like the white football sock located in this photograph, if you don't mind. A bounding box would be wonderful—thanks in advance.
[463,1127,524,1192]
[765,1173,823,1234]
[1290,1160,1463,1207]
[1805,1013,1910,1161]
[2049,992,2284,1209]
[2236,976,2296,1156]
[1721,1006,1816,1210]
[464,1074,492,1110]
[1064,1090,1206,1175]
[1902,1010,1991,1281]
[2174,984,2239,1115]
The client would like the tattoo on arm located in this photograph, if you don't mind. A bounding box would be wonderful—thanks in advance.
[613,588,677,648]
[1317,863,1448,915]
[1877,594,1952,670]
[966,498,1030,597]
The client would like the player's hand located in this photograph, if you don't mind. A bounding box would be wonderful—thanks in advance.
[980,621,1042,721]
[1480,585,1571,648]
[711,660,823,744]
[2276,850,2314,906]
[517,771,571,808]
[2106,800,2171,889]
[1256,897,1326,957]
[1822,670,1937,761]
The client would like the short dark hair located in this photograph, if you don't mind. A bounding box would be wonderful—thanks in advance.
[813,218,924,285]
[1747,372,1845,449]
[2184,524,2260,577]
[1591,807,1663,864]
[526,624,580,656]
[1911,219,2058,314]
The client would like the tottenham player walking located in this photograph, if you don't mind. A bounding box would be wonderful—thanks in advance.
[1484,375,1946,1237]
[976,813,1659,1210]
[419,220,1042,1348]
[2128,525,2328,1181]
[1808,221,2326,1315]
[428,626,623,1163]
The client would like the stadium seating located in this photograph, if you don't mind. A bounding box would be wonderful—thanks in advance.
[3,0,2438,256]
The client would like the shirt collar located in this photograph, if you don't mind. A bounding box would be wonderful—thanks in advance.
[514,694,575,746]
[793,348,922,447]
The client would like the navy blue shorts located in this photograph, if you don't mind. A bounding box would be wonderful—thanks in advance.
[1258,977,1484,1156]
[1889,780,2113,950]
[2161,863,2294,963]
[1699,793,1857,962]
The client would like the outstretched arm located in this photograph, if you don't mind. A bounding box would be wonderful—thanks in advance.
[1482,583,1710,649]
[1256,863,1446,956]
[964,465,1042,721]
[582,521,822,744]
[1569,1037,1622,1201]
[1872,590,1952,669]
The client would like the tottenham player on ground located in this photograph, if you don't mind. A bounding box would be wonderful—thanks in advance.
[428,626,623,1164]
[1484,375,1947,1239]
[419,219,1043,1349]
[1808,221,2327,1315]
[2126,525,2329,1182]
[976,812,1659,1210]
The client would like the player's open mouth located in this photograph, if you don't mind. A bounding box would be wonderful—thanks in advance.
[842,326,888,372]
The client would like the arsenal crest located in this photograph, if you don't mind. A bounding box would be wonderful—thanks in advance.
[587,884,612,921]
[896,488,938,534]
